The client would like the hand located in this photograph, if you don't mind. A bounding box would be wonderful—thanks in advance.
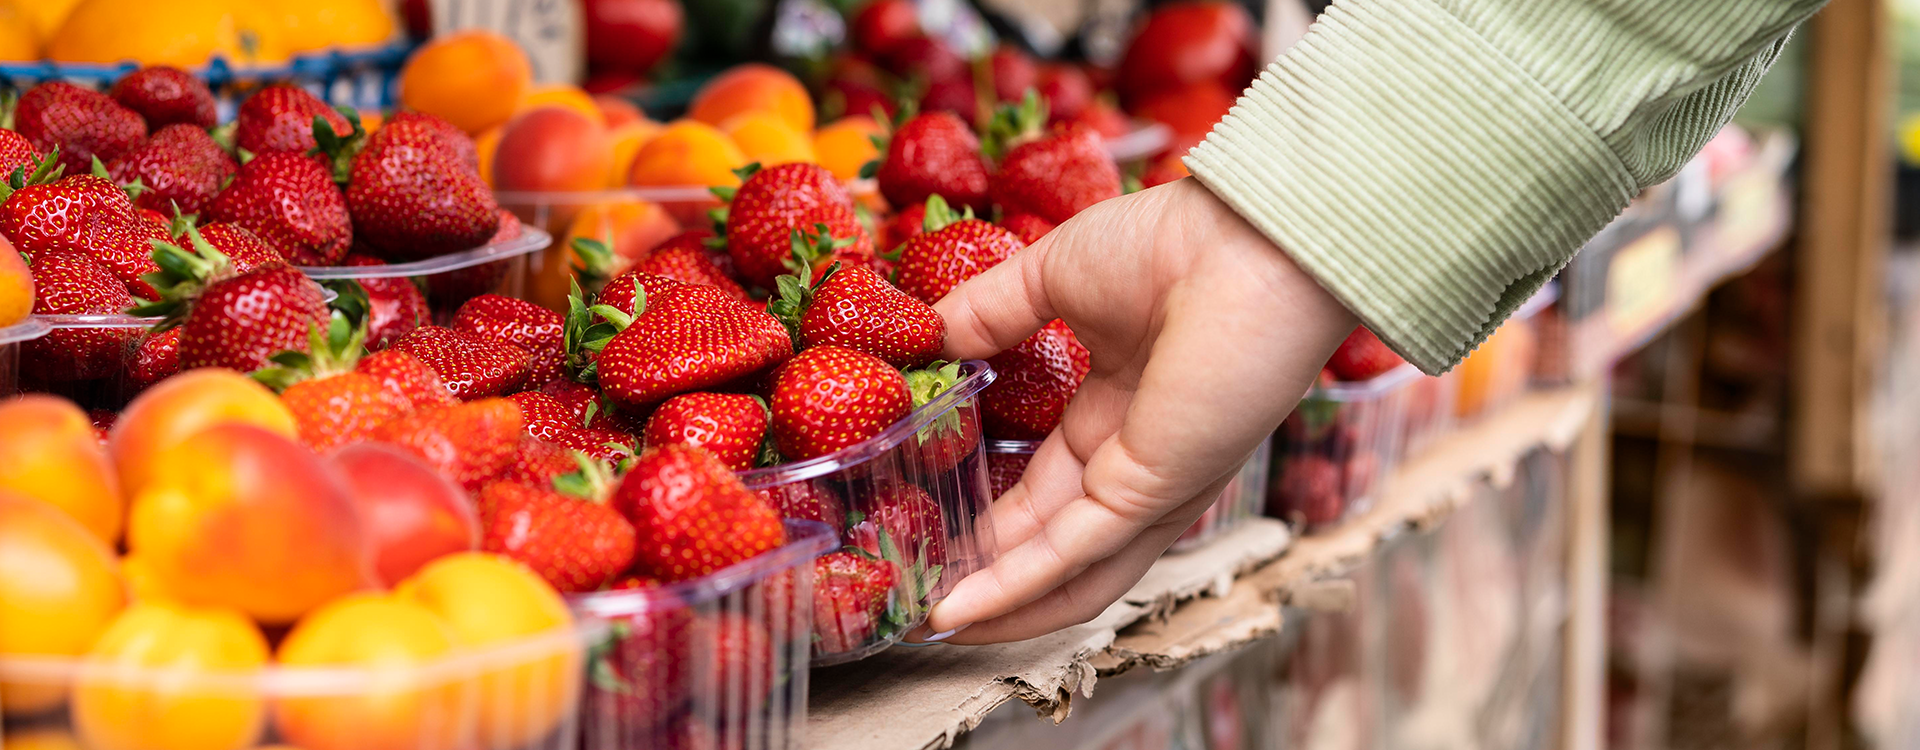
[924,178,1357,644]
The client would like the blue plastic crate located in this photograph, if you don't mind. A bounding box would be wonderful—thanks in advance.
[0,42,414,121]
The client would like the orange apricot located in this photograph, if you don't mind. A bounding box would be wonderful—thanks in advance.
[722,110,816,166]
[626,119,748,188]
[0,492,125,716]
[71,602,269,750]
[109,368,297,499]
[688,63,814,134]
[534,197,679,309]
[474,125,503,189]
[515,83,602,123]
[0,233,32,326]
[813,115,884,181]
[492,106,611,194]
[399,31,531,134]
[594,94,646,128]
[0,394,123,544]
[274,593,467,750]
[605,120,663,188]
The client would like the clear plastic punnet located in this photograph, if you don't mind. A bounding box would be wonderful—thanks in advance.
[0,619,603,750]
[0,317,53,398]
[570,519,837,750]
[1268,365,1420,532]
[740,361,999,665]
[298,227,554,321]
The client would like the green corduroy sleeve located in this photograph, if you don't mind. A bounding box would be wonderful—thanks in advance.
[1185,0,1822,374]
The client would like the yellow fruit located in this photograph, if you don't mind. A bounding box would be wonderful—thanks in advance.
[15,0,79,43]
[605,121,663,188]
[275,593,468,750]
[3,729,86,750]
[49,0,288,68]
[270,0,396,53]
[812,116,884,181]
[0,394,125,544]
[0,233,36,330]
[0,492,126,716]
[722,111,816,167]
[516,83,602,123]
[626,120,748,188]
[0,1,42,62]
[72,602,269,750]
[399,31,532,135]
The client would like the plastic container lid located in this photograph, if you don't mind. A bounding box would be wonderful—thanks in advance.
[570,520,837,618]
[0,317,53,345]
[737,360,997,489]
[298,228,553,280]
[1106,121,1174,163]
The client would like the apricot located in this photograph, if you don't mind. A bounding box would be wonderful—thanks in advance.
[688,63,814,134]
[605,120,663,188]
[516,83,601,123]
[0,233,32,326]
[328,443,478,587]
[474,125,503,189]
[595,94,646,128]
[399,31,532,135]
[722,110,816,166]
[397,553,580,749]
[627,119,747,188]
[71,602,269,750]
[493,106,611,195]
[813,115,884,182]
[542,197,679,309]
[110,368,297,500]
[0,394,123,544]
[0,492,125,716]
[1454,318,1538,418]
[275,593,469,750]
[126,424,373,624]
[121,553,175,602]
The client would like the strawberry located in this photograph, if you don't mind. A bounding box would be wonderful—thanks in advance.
[621,230,749,301]
[990,45,1039,103]
[880,201,927,252]
[346,112,500,260]
[108,66,218,129]
[874,111,991,214]
[1325,327,1404,381]
[421,208,522,306]
[477,459,637,593]
[1034,64,1094,123]
[233,84,350,155]
[254,318,410,451]
[122,328,181,394]
[87,409,117,442]
[355,348,456,412]
[107,123,237,215]
[371,397,525,491]
[133,227,331,372]
[642,392,769,471]
[384,111,480,171]
[720,163,874,289]
[981,319,1090,440]
[82,211,168,299]
[998,212,1054,244]
[497,436,578,487]
[553,427,638,465]
[594,270,689,318]
[769,345,910,460]
[451,293,564,387]
[810,551,899,654]
[388,325,533,400]
[988,448,1031,498]
[770,261,944,367]
[21,251,137,382]
[760,481,848,533]
[14,81,147,176]
[588,281,793,409]
[340,255,430,349]
[0,129,43,179]
[0,171,133,256]
[612,443,788,581]
[1270,454,1343,527]
[904,361,980,472]
[586,579,693,738]
[541,378,639,432]
[702,613,775,709]
[848,482,949,566]
[988,98,1121,225]
[894,195,1026,304]
[509,391,576,442]
[189,223,281,274]
[207,152,353,266]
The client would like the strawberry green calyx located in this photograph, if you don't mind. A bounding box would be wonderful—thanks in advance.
[0,90,13,130]
[0,149,64,202]
[310,107,368,186]
[982,89,1049,161]
[904,360,966,439]
[919,194,974,234]
[249,302,370,392]
[89,157,148,204]
[209,121,238,154]
[562,277,639,384]
[569,236,617,289]
[709,162,764,204]
[129,224,237,325]
[551,451,619,501]
[784,222,854,276]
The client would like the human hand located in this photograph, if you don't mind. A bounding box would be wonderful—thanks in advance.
[923,178,1357,644]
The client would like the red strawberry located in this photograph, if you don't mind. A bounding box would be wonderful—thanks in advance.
[371,397,525,491]
[989,45,1039,103]
[109,66,218,129]
[627,231,749,302]
[496,437,578,487]
[553,427,638,465]
[848,482,948,566]
[880,201,927,252]
[642,392,768,471]
[1325,327,1405,381]
[133,228,330,372]
[123,328,181,394]
[1034,64,1094,123]
[773,263,945,367]
[451,294,564,386]
[14,81,147,176]
[83,212,168,298]
[107,123,238,215]
[355,348,457,411]
[1271,454,1343,527]
[988,448,1032,498]
[810,551,899,654]
[385,110,480,171]
[340,255,430,349]
[586,579,693,738]
[769,345,910,460]
[388,325,533,400]
[980,319,1089,440]
[477,469,637,593]
[875,112,990,213]
[998,212,1054,244]
[904,360,980,473]
[613,443,788,581]
[87,409,117,442]
[190,223,281,273]
[595,270,690,318]
[207,152,353,265]
[702,613,775,710]
[346,113,500,260]
[989,120,1121,225]
[0,129,43,179]
[540,378,638,432]
[1,173,134,257]
[21,251,137,382]
[759,481,847,533]
[279,371,411,452]
[849,0,920,58]
[591,283,793,409]
[234,84,351,155]
[883,36,967,83]
[419,209,525,309]
[721,162,874,289]
[894,195,1026,304]
[509,391,576,442]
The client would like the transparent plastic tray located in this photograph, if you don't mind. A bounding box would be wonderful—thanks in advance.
[1398,370,1460,459]
[0,317,53,399]
[298,227,553,320]
[740,361,998,665]
[1453,285,1557,423]
[0,619,602,750]
[1268,365,1419,532]
[1104,121,1174,163]
[569,519,836,750]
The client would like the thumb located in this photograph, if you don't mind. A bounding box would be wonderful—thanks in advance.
[933,234,1056,359]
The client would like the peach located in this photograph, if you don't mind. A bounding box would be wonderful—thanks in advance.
[606,120,663,188]
[126,424,373,624]
[0,233,32,326]
[275,592,467,750]
[543,197,680,309]
[516,83,602,123]
[109,368,297,500]
[722,110,816,166]
[399,31,531,135]
[328,443,478,587]
[813,115,884,182]
[493,106,611,194]
[397,553,579,748]
[72,602,269,750]
[0,394,124,544]
[595,94,646,128]
[628,119,749,189]
[689,63,814,134]
[0,492,125,716]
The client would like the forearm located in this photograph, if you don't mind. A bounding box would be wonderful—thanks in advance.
[1186,0,1822,373]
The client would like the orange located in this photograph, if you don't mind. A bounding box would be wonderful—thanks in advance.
[0,492,125,716]
[722,111,816,167]
[396,553,579,749]
[1453,319,1539,417]
[0,234,33,325]
[72,602,269,750]
[813,115,884,181]
[269,0,396,54]
[605,120,663,188]
[474,125,504,189]
[689,63,815,134]
[0,394,123,544]
[399,31,531,135]
[0,1,40,63]
[109,368,297,499]
[516,83,602,123]
[49,0,288,68]
[626,119,748,188]
[274,593,468,750]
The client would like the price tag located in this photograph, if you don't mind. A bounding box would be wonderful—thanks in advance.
[429,0,583,84]
[1606,225,1683,340]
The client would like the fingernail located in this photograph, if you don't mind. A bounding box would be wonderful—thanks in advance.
[924,623,970,642]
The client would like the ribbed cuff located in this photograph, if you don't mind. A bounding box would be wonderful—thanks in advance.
[1185,0,1637,374]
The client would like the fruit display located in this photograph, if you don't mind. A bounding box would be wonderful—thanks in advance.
[1268,360,1419,532]
[987,436,1272,555]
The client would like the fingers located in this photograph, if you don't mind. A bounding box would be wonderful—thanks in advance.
[934,233,1056,360]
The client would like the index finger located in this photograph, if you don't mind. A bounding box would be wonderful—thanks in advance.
[933,233,1056,359]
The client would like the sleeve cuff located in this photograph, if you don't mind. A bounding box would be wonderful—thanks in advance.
[1184,0,1638,374]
